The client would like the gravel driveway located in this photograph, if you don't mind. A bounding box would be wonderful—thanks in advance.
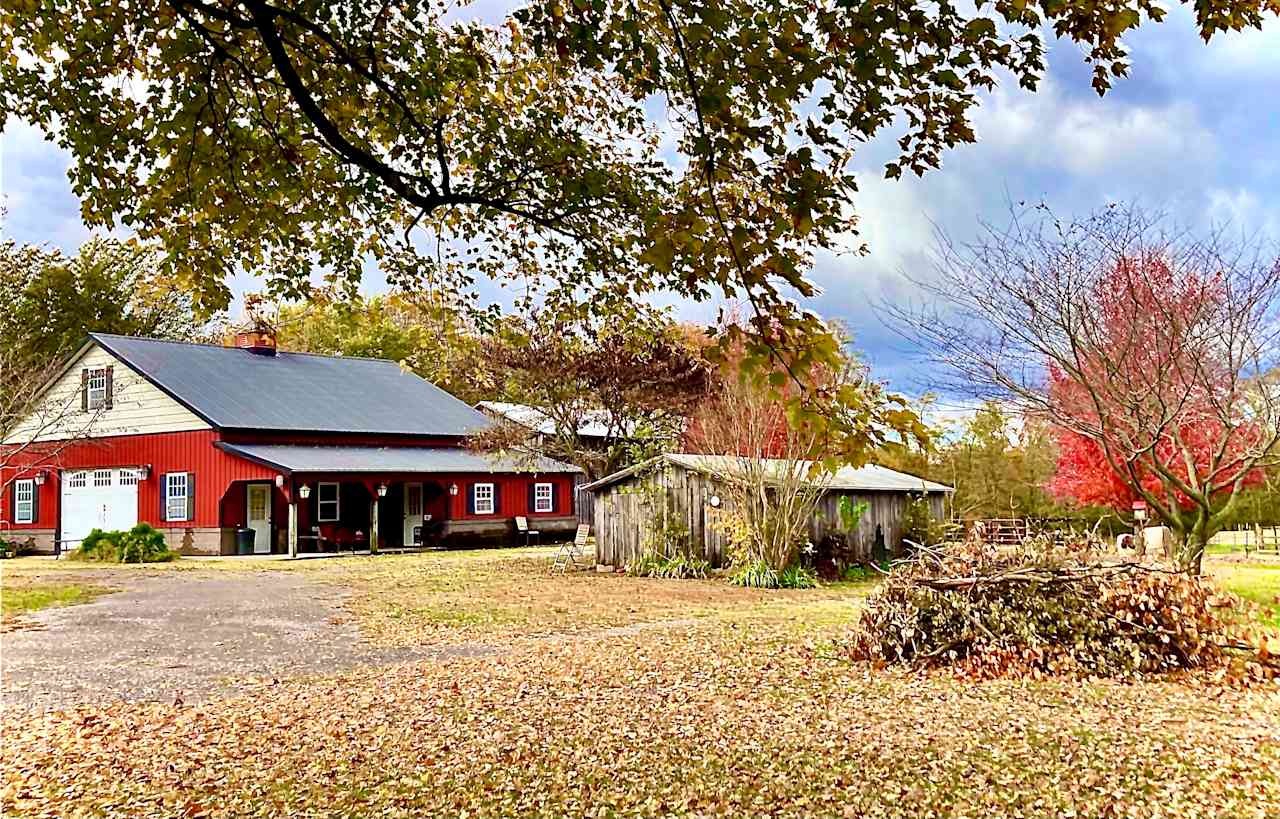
[1,572,490,712]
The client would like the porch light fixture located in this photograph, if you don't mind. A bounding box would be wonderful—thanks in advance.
[377,483,388,498]
[708,495,721,508]
[449,483,459,496]
[139,464,151,481]
[274,474,285,488]
[33,470,47,487]
[299,484,312,500]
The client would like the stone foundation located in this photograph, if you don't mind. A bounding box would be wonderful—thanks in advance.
[5,529,56,555]
[159,527,226,556]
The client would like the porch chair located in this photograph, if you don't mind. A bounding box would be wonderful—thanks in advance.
[515,515,541,547]
[552,524,591,573]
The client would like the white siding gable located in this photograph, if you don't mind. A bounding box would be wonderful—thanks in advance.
[3,344,210,444]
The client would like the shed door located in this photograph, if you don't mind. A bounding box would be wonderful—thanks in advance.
[60,469,139,547]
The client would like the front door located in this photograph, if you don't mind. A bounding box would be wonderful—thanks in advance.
[246,484,272,554]
[403,482,424,546]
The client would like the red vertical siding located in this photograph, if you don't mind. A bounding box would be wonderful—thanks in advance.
[3,430,580,538]
[2,430,277,531]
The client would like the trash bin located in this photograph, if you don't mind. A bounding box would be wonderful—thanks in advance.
[236,528,255,555]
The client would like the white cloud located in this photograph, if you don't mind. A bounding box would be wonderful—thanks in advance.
[973,76,1216,178]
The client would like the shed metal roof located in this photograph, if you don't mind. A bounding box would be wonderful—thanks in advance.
[476,401,624,439]
[217,443,581,474]
[580,453,952,493]
[92,333,491,435]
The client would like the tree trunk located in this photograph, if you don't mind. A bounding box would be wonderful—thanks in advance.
[1179,528,1209,575]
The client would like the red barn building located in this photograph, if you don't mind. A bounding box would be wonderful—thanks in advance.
[1,333,580,555]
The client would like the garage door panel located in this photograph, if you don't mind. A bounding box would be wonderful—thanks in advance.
[61,469,139,546]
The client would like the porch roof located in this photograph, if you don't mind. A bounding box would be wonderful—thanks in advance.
[216,443,581,475]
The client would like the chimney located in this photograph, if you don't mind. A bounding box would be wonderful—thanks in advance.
[231,330,277,356]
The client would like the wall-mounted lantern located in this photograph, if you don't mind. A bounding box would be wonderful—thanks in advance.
[377,483,388,498]
[33,470,47,487]
[449,483,459,496]
[299,484,312,500]
[139,464,151,481]
[275,474,285,488]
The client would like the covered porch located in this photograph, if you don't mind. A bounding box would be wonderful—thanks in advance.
[214,443,579,556]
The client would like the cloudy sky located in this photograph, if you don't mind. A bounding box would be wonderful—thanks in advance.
[2,6,1279,398]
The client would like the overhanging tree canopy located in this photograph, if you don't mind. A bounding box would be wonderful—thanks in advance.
[4,0,1277,463]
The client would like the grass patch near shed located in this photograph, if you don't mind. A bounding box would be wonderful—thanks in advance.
[315,552,869,646]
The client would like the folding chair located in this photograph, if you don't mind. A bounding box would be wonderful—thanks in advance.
[553,524,591,573]
[515,515,541,547]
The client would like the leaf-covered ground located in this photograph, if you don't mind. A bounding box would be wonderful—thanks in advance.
[2,550,1279,817]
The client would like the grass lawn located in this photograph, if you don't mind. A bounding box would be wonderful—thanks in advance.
[1211,561,1280,626]
[0,565,117,627]
[3,549,1279,817]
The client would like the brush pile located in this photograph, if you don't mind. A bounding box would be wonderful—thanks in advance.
[848,539,1275,679]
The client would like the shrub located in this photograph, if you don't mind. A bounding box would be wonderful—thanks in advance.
[73,524,177,563]
[627,552,710,580]
[729,560,817,589]
[847,540,1273,679]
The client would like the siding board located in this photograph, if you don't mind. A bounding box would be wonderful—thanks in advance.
[588,462,950,568]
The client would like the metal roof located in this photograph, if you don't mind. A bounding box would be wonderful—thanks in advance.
[92,333,491,435]
[580,453,953,493]
[217,443,582,474]
[476,400,628,439]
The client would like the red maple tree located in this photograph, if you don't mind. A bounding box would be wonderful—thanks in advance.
[1044,254,1269,543]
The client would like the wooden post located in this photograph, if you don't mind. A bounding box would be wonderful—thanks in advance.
[288,500,298,559]
[370,496,380,555]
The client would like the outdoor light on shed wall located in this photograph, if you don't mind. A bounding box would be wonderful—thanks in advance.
[33,470,47,486]
[449,483,459,496]
[139,464,151,481]
[299,484,312,500]
[708,495,721,508]
[377,483,388,498]
[275,474,285,488]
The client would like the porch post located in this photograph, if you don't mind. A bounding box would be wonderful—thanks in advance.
[288,499,298,559]
[370,495,380,555]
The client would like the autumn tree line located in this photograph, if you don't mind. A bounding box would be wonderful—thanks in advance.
[8,205,1280,575]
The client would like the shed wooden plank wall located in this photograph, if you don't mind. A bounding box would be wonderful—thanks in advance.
[591,463,948,568]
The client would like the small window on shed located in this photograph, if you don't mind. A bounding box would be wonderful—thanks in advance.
[533,483,553,513]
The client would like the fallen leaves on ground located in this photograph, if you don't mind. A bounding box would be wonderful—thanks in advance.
[3,619,1279,818]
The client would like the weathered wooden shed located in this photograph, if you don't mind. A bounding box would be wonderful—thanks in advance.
[581,453,952,569]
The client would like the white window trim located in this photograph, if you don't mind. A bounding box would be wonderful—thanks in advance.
[533,482,554,513]
[317,482,341,522]
[14,479,35,524]
[473,482,496,515]
[86,367,108,410]
[166,473,189,522]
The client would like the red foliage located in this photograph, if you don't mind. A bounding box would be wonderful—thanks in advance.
[1046,256,1266,510]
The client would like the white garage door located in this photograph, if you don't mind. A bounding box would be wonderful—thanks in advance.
[60,469,140,547]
